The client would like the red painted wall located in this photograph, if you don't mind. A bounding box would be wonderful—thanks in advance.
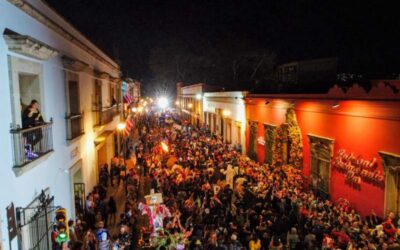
[246,98,400,217]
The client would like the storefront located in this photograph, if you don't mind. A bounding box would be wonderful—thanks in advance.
[246,83,400,216]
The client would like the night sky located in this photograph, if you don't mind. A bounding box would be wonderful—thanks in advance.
[45,0,400,93]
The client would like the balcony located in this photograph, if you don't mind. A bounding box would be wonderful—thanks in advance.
[66,113,84,141]
[92,104,120,127]
[10,122,54,176]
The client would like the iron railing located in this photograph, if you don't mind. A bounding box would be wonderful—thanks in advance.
[10,121,54,167]
[92,104,120,126]
[66,112,84,140]
[16,190,57,250]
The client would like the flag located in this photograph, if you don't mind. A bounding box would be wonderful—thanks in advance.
[124,117,134,137]
[123,93,133,104]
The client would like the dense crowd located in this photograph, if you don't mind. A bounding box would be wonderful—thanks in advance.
[135,113,400,249]
[58,112,400,250]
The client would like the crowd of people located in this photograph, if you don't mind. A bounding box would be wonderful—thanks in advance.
[56,111,400,249]
[133,112,400,249]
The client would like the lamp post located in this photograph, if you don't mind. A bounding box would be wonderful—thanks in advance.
[117,122,127,193]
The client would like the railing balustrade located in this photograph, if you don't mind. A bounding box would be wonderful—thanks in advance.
[66,113,84,140]
[92,104,120,127]
[10,121,54,167]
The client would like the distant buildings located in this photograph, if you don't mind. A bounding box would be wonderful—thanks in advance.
[246,82,400,217]
[277,57,337,85]
[176,83,221,126]
[203,91,248,152]
[178,80,400,218]
[0,1,124,249]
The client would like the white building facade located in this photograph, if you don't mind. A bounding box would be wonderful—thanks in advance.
[176,83,221,126]
[203,91,248,153]
[0,1,121,249]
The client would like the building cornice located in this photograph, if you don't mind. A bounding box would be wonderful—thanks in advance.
[7,0,120,72]
[247,83,400,101]
[4,33,58,60]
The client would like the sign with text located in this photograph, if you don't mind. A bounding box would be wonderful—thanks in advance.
[332,149,384,188]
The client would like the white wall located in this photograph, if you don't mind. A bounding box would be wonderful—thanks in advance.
[0,2,120,249]
[203,91,247,153]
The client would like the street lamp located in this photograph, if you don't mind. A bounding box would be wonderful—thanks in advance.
[222,109,231,117]
[157,97,169,109]
[117,122,127,193]
[188,103,193,109]
[117,122,126,131]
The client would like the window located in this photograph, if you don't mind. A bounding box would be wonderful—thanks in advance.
[109,82,118,106]
[93,79,102,110]
[226,121,232,143]
[65,72,83,140]
[8,56,44,126]
[8,56,54,171]
[308,134,334,199]
[380,151,400,216]
[264,123,276,165]
[237,124,241,145]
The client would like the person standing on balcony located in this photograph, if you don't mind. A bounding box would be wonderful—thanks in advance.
[22,99,44,152]
[22,99,44,128]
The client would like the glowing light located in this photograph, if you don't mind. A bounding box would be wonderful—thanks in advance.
[332,102,340,108]
[195,94,202,100]
[222,109,231,117]
[131,107,138,112]
[188,103,193,109]
[117,123,126,130]
[137,106,144,113]
[175,101,180,106]
[161,141,169,152]
[157,97,169,109]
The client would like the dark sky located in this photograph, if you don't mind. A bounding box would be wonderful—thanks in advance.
[46,0,400,81]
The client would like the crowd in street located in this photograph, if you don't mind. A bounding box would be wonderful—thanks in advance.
[59,111,400,250]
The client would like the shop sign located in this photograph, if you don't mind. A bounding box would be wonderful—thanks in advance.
[332,149,384,188]
[257,136,266,146]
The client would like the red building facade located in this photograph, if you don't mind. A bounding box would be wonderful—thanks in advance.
[245,83,400,217]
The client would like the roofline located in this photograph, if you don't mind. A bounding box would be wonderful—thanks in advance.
[8,0,120,71]
[181,83,207,89]
[278,57,338,67]
[247,93,400,101]
[204,91,248,96]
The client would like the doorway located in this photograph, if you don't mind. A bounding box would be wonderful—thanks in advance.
[97,144,107,171]
[70,160,85,219]
[308,134,334,199]
[226,120,232,143]
[380,151,400,216]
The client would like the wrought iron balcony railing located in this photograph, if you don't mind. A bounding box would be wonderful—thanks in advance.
[66,112,84,140]
[92,104,120,127]
[10,121,54,168]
